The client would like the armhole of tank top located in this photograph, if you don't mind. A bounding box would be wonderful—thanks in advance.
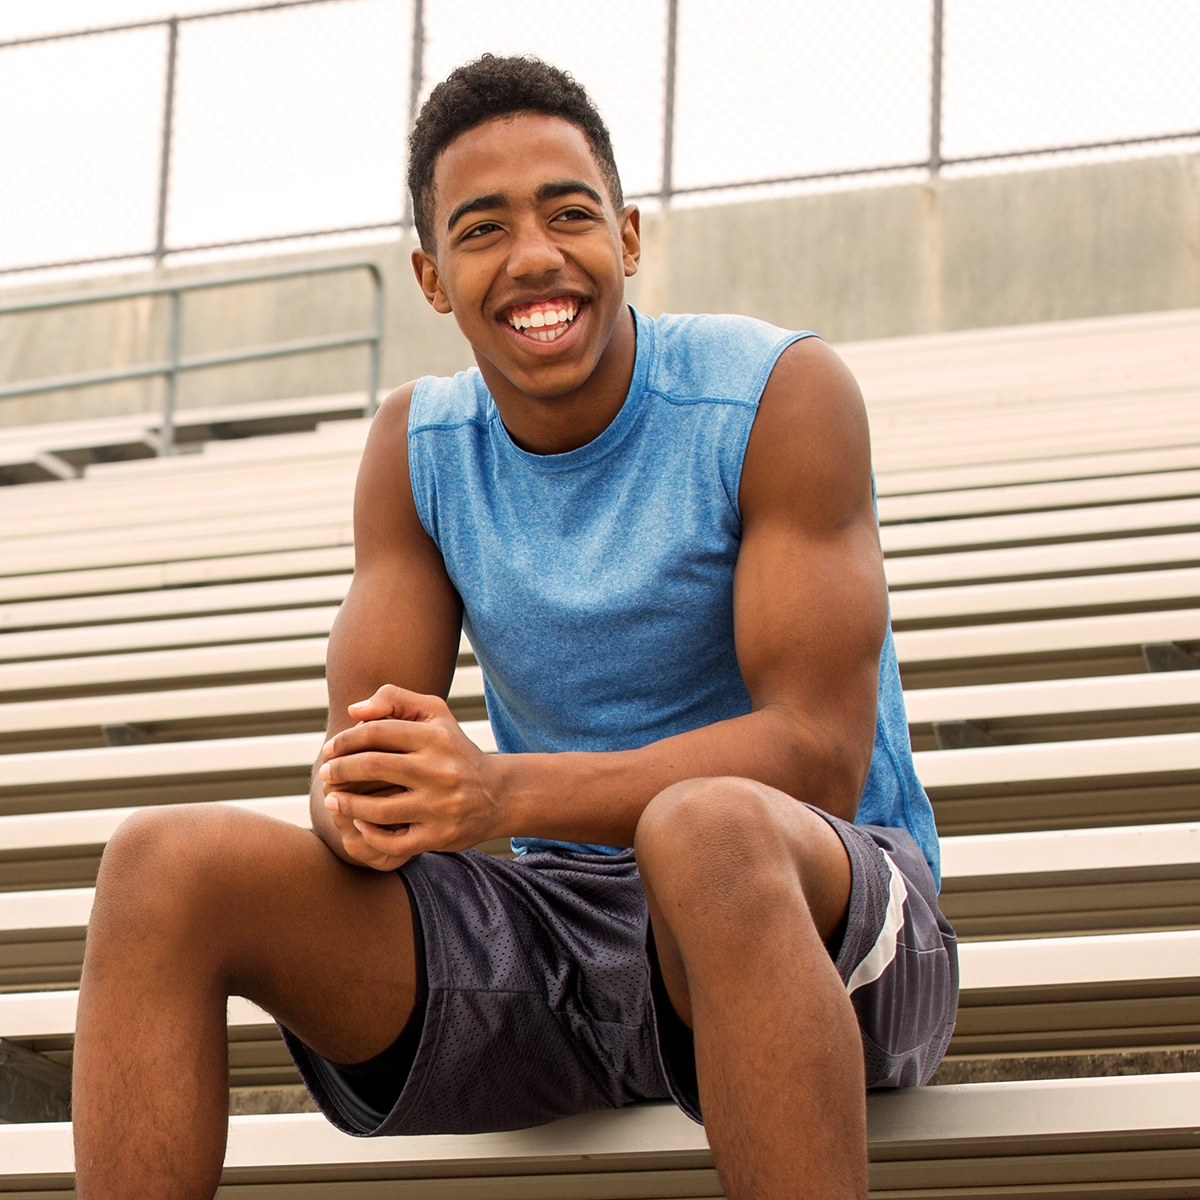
[406,378,439,547]
[725,329,822,524]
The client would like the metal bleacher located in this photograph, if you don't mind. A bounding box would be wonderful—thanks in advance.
[1,307,1199,1195]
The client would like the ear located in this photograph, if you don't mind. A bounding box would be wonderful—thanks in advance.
[411,247,453,314]
[620,205,641,278]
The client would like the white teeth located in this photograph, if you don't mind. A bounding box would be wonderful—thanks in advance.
[507,301,580,336]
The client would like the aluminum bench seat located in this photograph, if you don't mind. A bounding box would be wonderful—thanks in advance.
[881,496,1200,557]
[896,607,1200,687]
[2,607,1194,712]
[0,545,355,607]
[1,507,1198,624]
[875,441,1200,505]
[0,416,161,485]
[911,731,1200,835]
[889,566,1200,631]
[9,486,1200,584]
[869,404,1200,476]
[4,457,359,538]
[5,563,1197,666]
[2,930,1195,1079]
[0,795,309,891]
[3,668,1197,759]
[0,629,474,704]
[906,672,1200,750]
[0,722,496,817]
[0,575,349,637]
[0,394,370,488]
[869,391,1200,466]
[0,637,332,707]
[887,530,1200,590]
[1,805,1194,937]
[78,405,370,480]
[843,307,1200,401]
[0,669,487,754]
[939,822,1200,939]
[2,455,357,535]
[877,465,1200,525]
[0,508,355,580]
[5,522,1199,614]
[2,1075,1199,1197]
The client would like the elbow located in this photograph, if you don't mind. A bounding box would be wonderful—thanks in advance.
[772,710,873,824]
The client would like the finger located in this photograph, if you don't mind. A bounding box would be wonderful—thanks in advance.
[353,818,432,860]
[329,808,411,871]
[324,789,424,827]
[322,717,441,762]
[319,747,421,790]
[347,685,449,724]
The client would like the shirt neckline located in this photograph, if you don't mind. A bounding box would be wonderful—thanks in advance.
[485,306,654,473]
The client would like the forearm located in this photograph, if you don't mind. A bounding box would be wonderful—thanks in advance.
[492,705,863,848]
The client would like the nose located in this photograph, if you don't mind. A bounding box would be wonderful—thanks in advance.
[506,216,565,279]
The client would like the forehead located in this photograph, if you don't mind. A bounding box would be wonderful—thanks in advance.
[432,113,609,219]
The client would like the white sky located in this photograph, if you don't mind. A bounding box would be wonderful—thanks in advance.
[2,0,1199,277]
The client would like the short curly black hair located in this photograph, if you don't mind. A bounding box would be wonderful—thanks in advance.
[407,54,624,251]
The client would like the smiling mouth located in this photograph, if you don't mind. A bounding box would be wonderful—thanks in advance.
[502,296,582,343]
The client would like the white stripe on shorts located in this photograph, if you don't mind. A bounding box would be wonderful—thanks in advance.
[845,850,908,996]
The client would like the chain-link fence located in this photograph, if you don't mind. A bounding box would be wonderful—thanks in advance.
[2,0,1198,278]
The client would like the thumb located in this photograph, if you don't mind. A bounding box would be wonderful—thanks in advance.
[348,684,445,723]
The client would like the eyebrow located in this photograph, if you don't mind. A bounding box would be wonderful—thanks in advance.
[446,180,605,233]
[447,192,506,233]
[536,179,604,206]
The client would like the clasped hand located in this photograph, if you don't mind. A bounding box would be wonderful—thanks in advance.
[320,685,499,870]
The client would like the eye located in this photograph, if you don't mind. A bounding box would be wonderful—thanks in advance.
[554,206,595,223]
[463,221,502,240]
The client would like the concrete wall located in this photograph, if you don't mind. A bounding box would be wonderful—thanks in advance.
[3,149,1198,427]
[629,149,1200,341]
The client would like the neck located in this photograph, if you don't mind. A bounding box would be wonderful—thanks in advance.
[477,306,638,456]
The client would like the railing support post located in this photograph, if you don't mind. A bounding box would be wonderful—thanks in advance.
[929,0,944,176]
[401,0,425,229]
[660,0,679,205]
[154,17,179,264]
[161,289,181,456]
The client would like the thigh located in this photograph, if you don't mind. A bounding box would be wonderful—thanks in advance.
[91,802,417,1065]
[284,847,670,1137]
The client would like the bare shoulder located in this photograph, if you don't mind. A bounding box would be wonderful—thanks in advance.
[353,381,430,558]
[361,381,416,468]
[739,336,873,532]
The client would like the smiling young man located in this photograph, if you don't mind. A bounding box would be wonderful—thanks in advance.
[73,56,957,1200]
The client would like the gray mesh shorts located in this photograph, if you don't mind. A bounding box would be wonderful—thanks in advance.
[281,811,958,1137]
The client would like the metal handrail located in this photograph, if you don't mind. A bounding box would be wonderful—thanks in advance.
[0,261,384,456]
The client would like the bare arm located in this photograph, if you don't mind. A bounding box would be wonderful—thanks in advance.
[321,338,887,862]
[309,383,464,865]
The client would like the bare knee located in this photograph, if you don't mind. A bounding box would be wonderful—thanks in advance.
[635,778,846,941]
[90,804,276,966]
[636,779,794,912]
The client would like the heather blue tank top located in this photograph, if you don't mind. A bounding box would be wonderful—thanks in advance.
[408,309,940,884]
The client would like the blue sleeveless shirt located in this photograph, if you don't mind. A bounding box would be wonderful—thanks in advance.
[408,309,940,885]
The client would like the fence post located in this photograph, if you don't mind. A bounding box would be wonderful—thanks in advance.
[154,17,179,264]
[160,289,181,456]
[660,0,679,204]
[402,0,426,228]
[929,0,944,175]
